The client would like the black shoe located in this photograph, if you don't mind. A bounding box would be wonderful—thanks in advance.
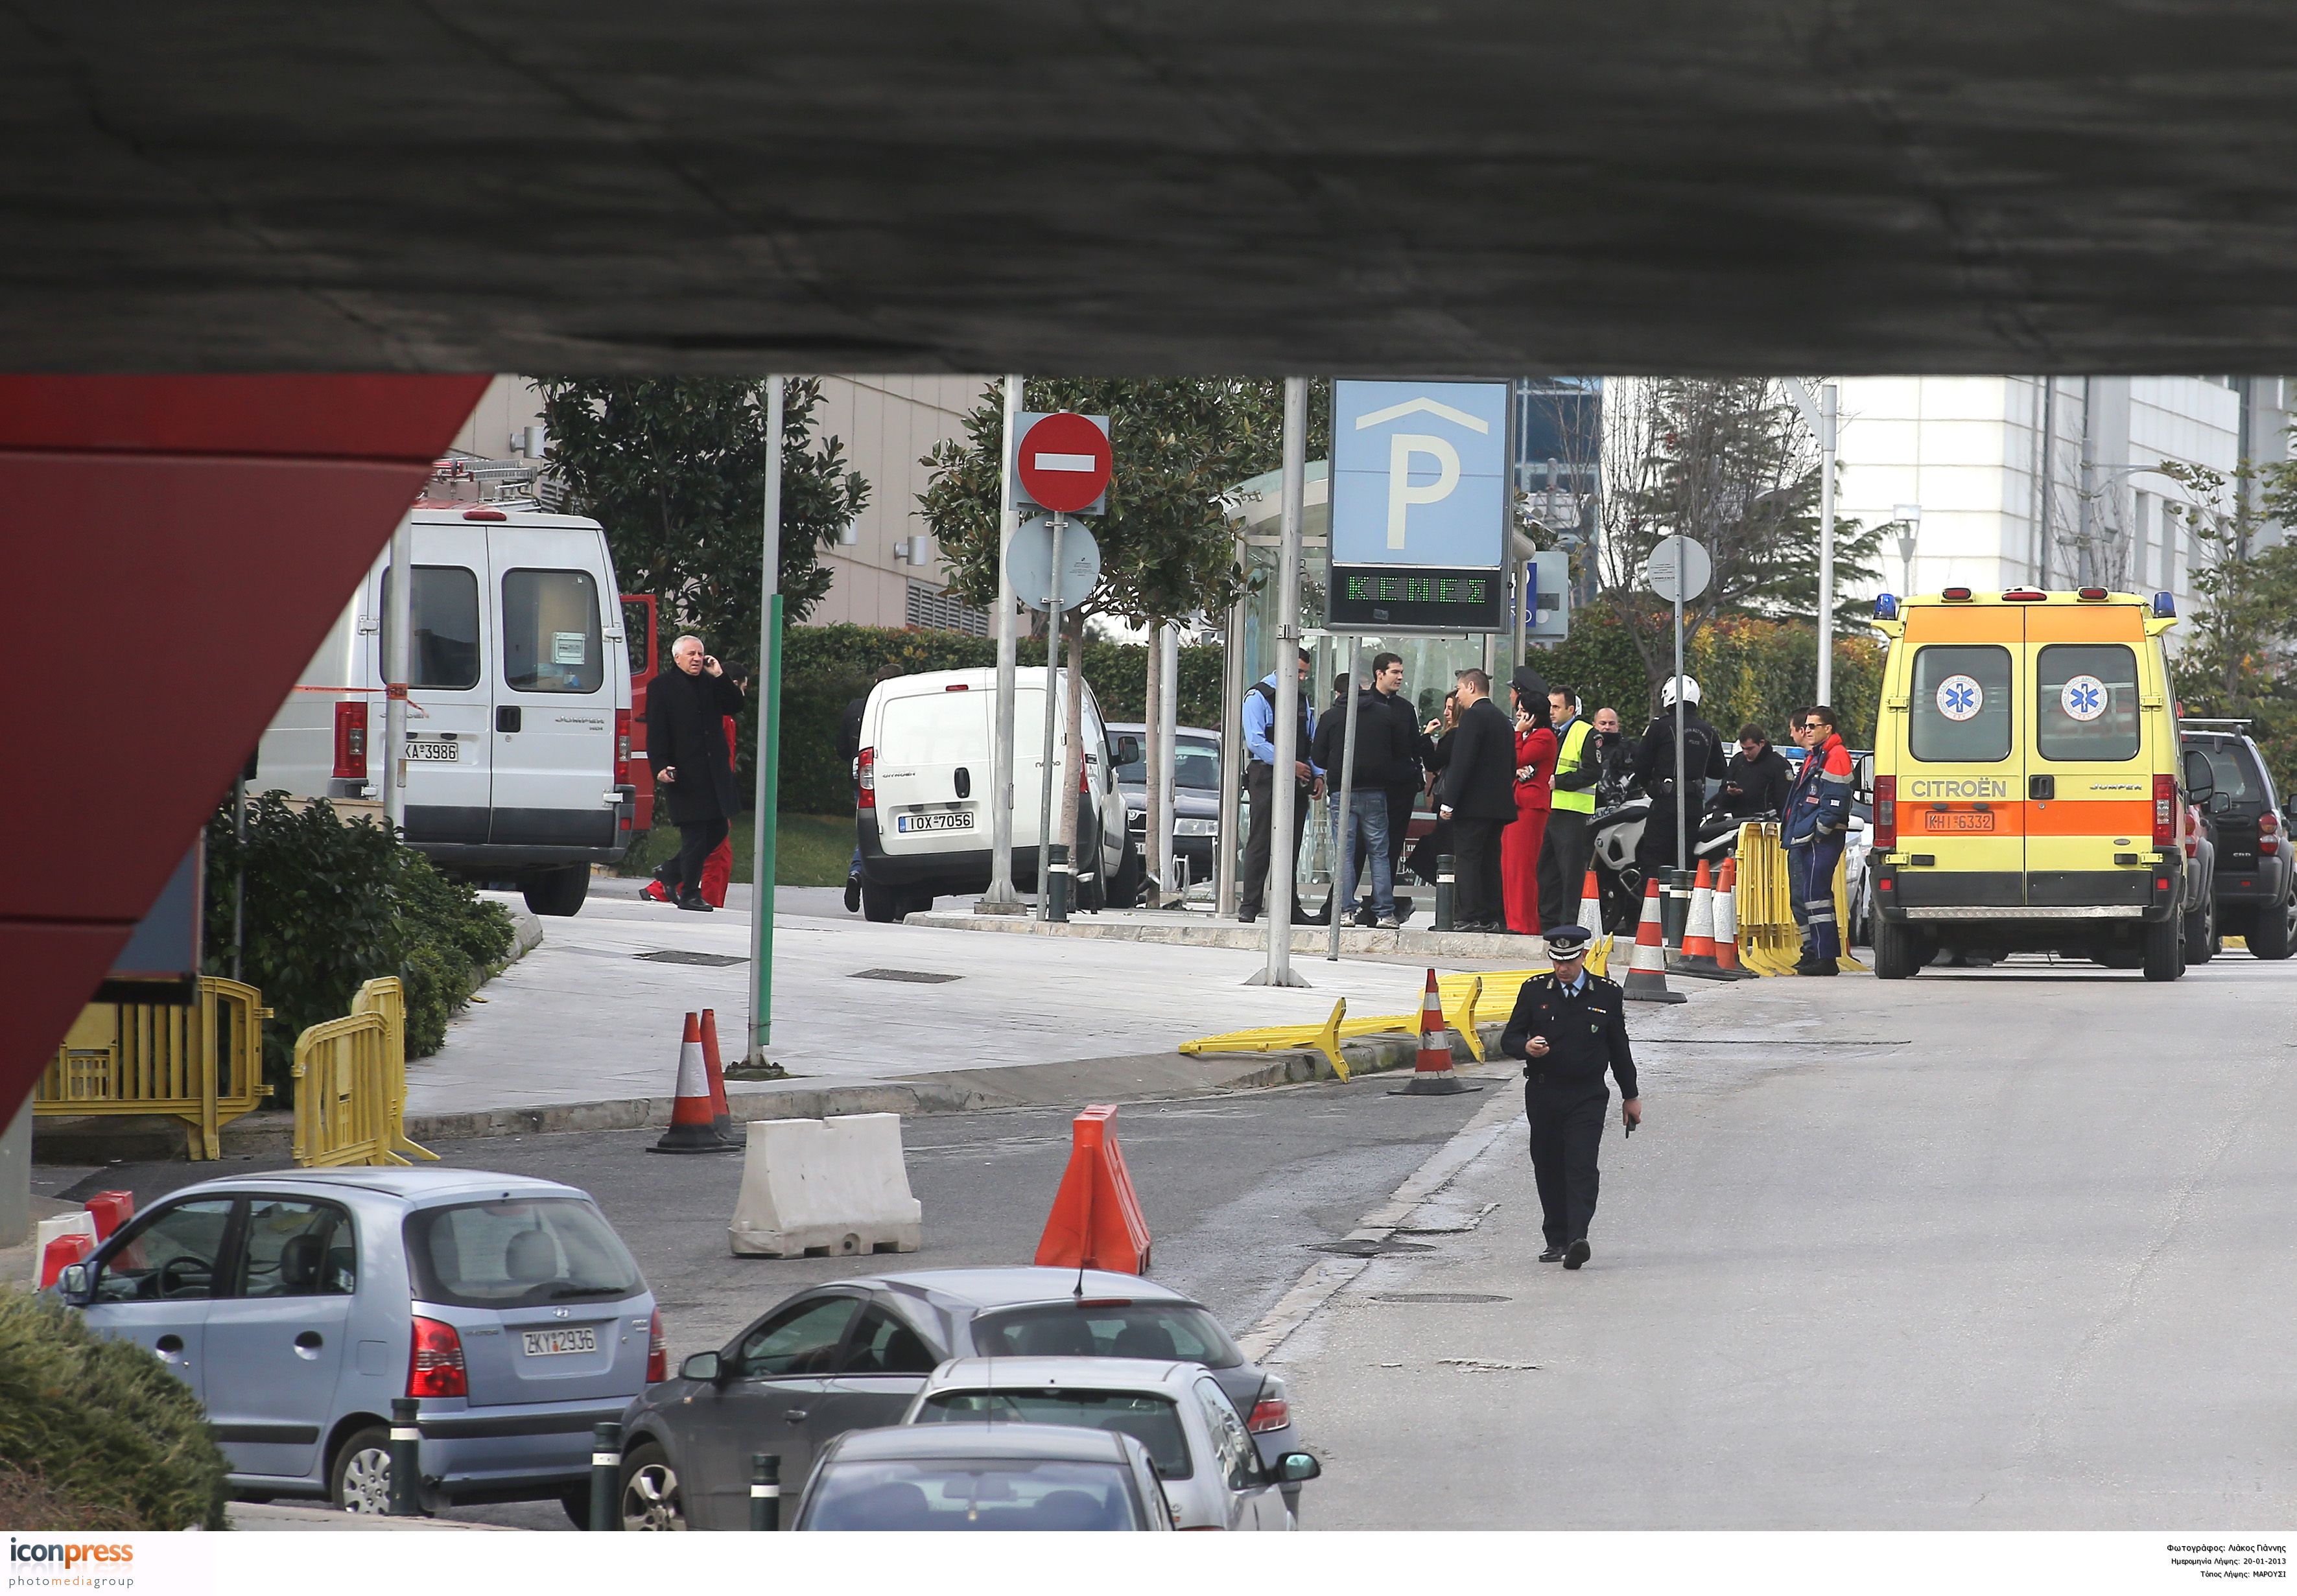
[843,873,861,913]
[1238,908,1258,924]
[1796,961,1838,977]
[676,893,714,913]
[1562,1239,1591,1270]
[1538,1247,1566,1263]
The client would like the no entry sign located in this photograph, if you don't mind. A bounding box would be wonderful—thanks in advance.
[1014,411,1112,515]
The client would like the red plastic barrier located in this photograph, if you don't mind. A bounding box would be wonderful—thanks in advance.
[83,1190,134,1241]
[40,1233,93,1290]
[1033,1105,1151,1275]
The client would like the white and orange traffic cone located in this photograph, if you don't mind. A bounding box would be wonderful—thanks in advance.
[1393,968,1479,1096]
[651,1012,740,1154]
[1622,878,1686,1004]
[698,1007,741,1147]
[1672,858,1743,980]
[1714,854,1745,975]
[1576,867,1605,942]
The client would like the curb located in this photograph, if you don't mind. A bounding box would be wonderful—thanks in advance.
[907,909,1545,961]
[31,1022,1511,1163]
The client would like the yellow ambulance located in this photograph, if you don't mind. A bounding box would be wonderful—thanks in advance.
[1867,583,2195,980]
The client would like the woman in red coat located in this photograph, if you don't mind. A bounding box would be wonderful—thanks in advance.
[1502,666,1559,935]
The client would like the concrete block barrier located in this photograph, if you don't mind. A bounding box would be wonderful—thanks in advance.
[728,1112,924,1259]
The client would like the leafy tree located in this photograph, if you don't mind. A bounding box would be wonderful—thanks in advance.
[2158,458,2297,791]
[537,377,869,649]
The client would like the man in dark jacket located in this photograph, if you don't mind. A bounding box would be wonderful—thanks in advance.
[1628,675,1727,874]
[646,633,748,911]
[1716,723,1793,820]
[1312,666,1420,928]
[1438,668,1518,932]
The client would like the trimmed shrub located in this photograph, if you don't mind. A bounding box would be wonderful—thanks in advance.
[0,1291,228,1531]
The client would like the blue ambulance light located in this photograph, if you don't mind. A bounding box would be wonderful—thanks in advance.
[1874,594,1898,621]
[2152,591,2176,618]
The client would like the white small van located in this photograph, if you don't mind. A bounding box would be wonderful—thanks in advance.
[255,499,636,916]
[856,668,1140,921]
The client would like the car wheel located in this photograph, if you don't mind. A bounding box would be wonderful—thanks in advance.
[859,876,904,923]
[2142,911,2182,981]
[523,863,591,917]
[329,1427,392,1514]
[1872,913,1916,980]
[2183,891,2218,965]
[2250,886,2297,960]
[618,1442,687,1531]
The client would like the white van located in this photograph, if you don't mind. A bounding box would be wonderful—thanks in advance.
[855,668,1140,921]
[255,500,636,915]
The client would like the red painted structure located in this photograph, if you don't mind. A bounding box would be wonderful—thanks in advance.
[1,376,491,1124]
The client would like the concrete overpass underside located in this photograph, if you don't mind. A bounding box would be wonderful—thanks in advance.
[7,0,2297,375]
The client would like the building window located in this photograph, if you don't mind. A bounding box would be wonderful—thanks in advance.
[906,580,990,637]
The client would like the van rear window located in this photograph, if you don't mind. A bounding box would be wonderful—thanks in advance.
[879,692,985,765]
[502,569,603,694]
[1910,646,2012,763]
[381,566,481,690]
[2036,645,2140,762]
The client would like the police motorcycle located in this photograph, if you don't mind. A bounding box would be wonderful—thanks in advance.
[1588,760,1772,935]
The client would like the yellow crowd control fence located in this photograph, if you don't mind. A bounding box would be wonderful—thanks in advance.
[36,978,274,1159]
[291,978,436,1168]
[1732,821,1865,974]
[1176,945,1612,1078]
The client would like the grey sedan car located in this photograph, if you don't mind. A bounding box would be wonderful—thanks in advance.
[616,1266,1301,1531]
[53,1168,658,1521]
[794,1424,1172,1531]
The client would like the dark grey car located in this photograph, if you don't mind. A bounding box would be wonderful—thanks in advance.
[615,1267,1299,1530]
[1110,723,1223,898]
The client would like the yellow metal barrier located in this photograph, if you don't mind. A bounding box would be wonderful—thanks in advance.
[1179,965,1573,1074]
[1732,821,1866,974]
[36,978,273,1159]
[291,978,437,1168]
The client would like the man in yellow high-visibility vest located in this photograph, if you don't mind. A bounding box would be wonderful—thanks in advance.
[1538,685,1600,924]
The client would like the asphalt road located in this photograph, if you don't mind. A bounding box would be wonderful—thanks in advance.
[36,1074,1489,1527]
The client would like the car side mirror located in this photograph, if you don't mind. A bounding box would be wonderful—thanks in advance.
[2210,791,2234,816]
[1114,736,1141,766]
[679,1350,722,1383]
[1275,1452,1322,1484]
[1855,752,1876,795]
[56,1263,91,1304]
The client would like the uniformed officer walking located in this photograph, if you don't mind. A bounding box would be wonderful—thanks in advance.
[1500,922,1642,1269]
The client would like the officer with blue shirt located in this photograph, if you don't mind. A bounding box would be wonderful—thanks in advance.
[1238,648,1323,923]
[1500,922,1642,1269]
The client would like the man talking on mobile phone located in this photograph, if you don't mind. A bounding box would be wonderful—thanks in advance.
[644,634,747,912]
[1500,922,1642,1269]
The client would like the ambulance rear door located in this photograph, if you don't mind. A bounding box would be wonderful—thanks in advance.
[2022,602,2158,911]
[1894,602,2026,908]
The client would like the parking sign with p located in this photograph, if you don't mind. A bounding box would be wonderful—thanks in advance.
[1328,379,1511,631]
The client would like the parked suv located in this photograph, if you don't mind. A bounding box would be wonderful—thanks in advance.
[2180,722,2297,959]
[52,1168,660,1521]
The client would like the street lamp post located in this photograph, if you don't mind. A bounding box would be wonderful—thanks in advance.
[1894,502,1922,596]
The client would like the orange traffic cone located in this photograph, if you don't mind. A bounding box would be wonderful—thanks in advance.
[1622,878,1686,1003]
[698,1007,739,1146]
[651,1012,740,1154]
[1393,968,1479,1096]
[1576,868,1605,942]
[1034,1105,1152,1274]
[1714,855,1744,974]
[1672,859,1738,979]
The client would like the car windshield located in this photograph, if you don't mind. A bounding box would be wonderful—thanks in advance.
[2193,742,2262,802]
[1113,738,1220,791]
[915,1390,1191,1479]
[403,1197,642,1310]
[803,1458,1141,1531]
[970,1301,1243,1370]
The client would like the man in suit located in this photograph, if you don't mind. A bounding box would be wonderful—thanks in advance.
[1438,668,1518,932]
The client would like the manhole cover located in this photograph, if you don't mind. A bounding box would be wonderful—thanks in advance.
[1372,1292,1511,1304]
[635,950,748,967]
[851,968,961,984]
[1305,1238,1437,1257]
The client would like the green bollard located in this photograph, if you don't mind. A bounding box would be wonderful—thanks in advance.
[387,1398,422,1517]
[590,1420,622,1531]
[749,1453,782,1531]
[1434,854,1455,932]
[1046,843,1071,922]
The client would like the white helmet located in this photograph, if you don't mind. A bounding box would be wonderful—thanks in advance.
[1660,675,1702,708]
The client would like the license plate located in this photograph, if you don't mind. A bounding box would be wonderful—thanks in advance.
[521,1328,598,1357]
[405,738,459,762]
[1925,810,1994,832]
[896,811,974,834]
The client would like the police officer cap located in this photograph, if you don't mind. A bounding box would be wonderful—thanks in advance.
[1543,924,1594,954]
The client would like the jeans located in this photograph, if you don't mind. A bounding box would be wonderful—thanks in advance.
[1329,789,1394,921]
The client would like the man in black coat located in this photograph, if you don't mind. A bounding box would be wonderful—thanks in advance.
[646,633,748,911]
[1437,668,1518,932]
[1716,723,1793,820]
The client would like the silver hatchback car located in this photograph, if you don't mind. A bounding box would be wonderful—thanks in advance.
[53,1168,659,1521]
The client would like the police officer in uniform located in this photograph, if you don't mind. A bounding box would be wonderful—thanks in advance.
[1500,922,1642,1269]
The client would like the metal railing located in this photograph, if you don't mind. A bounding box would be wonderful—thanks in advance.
[36,978,273,1159]
[291,978,437,1168]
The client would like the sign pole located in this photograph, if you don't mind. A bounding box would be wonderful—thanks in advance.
[1326,635,1362,960]
[1673,574,1688,871]
[1249,377,1311,988]
[1037,512,1066,921]
[746,375,785,1068]
[1816,381,1839,704]
[978,374,1025,913]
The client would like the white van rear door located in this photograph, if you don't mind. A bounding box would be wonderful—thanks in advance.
[387,525,493,845]
[875,683,991,858]
[488,527,617,851]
